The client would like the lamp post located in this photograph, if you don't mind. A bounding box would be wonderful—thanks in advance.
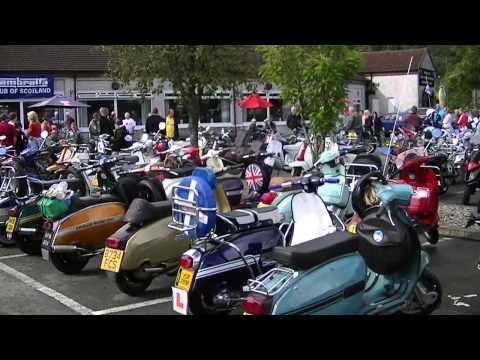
[265,82,272,120]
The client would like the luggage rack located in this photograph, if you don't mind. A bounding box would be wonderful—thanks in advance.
[247,267,298,296]
[168,184,217,241]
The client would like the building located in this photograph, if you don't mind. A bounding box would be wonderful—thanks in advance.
[0,45,437,134]
[361,48,437,115]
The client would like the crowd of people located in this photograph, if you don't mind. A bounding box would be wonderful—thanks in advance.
[0,106,180,154]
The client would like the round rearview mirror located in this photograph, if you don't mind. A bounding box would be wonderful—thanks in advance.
[0,135,6,141]
[432,129,442,139]
[41,130,49,139]
[0,147,6,155]
[124,135,133,143]
[141,133,149,142]
[159,122,166,131]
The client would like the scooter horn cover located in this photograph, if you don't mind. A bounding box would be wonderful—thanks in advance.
[357,210,415,275]
[174,173,217,239]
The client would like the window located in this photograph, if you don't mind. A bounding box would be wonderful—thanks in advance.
[0,102,20,118]
[199,98,231,124]
[117,99,151,126]
[78,100,115,128]
[164,99,189,125]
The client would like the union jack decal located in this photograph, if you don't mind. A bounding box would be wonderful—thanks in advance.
[245,164,264,192]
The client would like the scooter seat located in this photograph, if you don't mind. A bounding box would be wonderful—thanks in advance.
[270,231,359,270]
[346,146,368,155]
[68,194,123,214]
[124,198,172,226]
[165,166,195,178]
[217,206,283,233]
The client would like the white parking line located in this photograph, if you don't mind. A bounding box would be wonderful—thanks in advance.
[0,254,28,260]
[91,297,172,316]
[0,262,94,315]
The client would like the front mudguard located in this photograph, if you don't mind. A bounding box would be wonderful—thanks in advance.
[419,250,431,275]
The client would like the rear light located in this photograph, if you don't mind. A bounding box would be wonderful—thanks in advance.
[241,293,271,315]
[106,237,121,249]
[260,192,277,205]
[8,207,18,217]
[43,221,53,231]
[467,162,480,172]
[180,255,194,270]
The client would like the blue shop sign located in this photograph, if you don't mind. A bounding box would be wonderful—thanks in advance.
[0,74,54,99]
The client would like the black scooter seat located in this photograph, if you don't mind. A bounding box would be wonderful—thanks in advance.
[346,146,368,155]
[270,232,359,270]
[124,198,172,226]
[165,166,195,178]
[68,194,123,214]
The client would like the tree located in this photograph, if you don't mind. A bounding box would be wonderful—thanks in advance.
[102,45,260,146]
[257,45,363,155]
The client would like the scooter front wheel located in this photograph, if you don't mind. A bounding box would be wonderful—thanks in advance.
[50,252,89,275]
[400,268,442,315]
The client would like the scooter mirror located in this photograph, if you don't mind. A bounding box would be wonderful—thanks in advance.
[0,147,6,155]
[141,133,149,142]
[432,129,442,139]
[41,130,49,139]
[124,135,133,143]
[0,135,6,141]
[159,122,166,131]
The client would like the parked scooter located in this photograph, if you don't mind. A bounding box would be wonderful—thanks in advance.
[241,171,442,315]
[169,169,341,315]
[462,130,480,204]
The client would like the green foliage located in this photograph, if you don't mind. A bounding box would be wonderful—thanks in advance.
[101,45,259,145]
[257,45,363,137]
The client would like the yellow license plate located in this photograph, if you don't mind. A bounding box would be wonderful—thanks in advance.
[100,248,124,273]
[347,223,357,234]
[175,268,194,292]
[91,175,99,187]
[6,217,17,234]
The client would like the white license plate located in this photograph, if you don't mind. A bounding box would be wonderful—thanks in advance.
[41,232,52,261]
[172,287,188,315]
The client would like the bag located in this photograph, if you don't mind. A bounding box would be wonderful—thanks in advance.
[38,196,70,220]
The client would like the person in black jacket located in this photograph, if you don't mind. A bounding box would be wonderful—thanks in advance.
[145,107,164,134]
[111,120,130,151]
[99,107,114,136]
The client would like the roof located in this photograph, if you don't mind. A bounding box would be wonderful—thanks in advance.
[0,45,108,73]
[361,48,430,74]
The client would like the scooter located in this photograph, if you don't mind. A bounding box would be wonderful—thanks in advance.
[39,156,165,274]
[102,167,259,296]
[462,130,480,204]
[169,169,340,315]
[241,171,442,315]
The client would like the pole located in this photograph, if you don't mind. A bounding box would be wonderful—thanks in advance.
[266,91,270,120]
[383,56,414,176]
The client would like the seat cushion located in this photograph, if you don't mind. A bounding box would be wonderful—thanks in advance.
[217,207,282,233]
[124,198,172,226]
[270,232,359,270]
[69,194,122,214]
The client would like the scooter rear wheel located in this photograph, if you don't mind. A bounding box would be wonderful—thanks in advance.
[114,271,153,296]
[15,234,42,255]
[50,252,89,274]
[0,230,16,247]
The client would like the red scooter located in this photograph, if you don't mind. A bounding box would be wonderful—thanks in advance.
[393,154,440,244]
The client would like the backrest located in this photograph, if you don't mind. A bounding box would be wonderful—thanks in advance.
[192,167,216,189]
[290,192,336,246]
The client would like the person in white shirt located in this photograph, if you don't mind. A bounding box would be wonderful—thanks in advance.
[123,112,136,135]
[442,108,454,131]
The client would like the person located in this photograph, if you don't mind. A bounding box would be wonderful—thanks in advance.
[123,112,136,135]
[372,111,383,145]
[287,106,302,131]
[166,108,176,139]
[89,112,101,140]
[111,119,129,151]
[65,117,80,144]
[145,107,164,134]
[26,111,42,140]
[44,125,60,149]
[405,106,422,131]
[457,108,469,129]
[0,113,16,148]
[41,112,53,135]
[7,112,26,153]
[351,108,362,143]
[362,110,372,140]
[443,108,454,131]
[99,107,114,136]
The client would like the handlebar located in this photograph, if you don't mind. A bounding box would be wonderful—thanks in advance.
[269,175,340,191]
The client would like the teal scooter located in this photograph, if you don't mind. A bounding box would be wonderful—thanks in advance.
[241,171,442,315]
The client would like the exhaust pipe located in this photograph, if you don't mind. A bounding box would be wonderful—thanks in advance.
[52,245,104,258]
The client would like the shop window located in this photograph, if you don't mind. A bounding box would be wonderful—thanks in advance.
[199,99,231,124]
[117,99,151,126]
[0,102,20,119]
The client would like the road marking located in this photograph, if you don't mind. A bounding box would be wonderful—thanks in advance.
[91,297,172,316]
[421,237,454,247]
[0,254,28,260]
[0,262,93,315]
